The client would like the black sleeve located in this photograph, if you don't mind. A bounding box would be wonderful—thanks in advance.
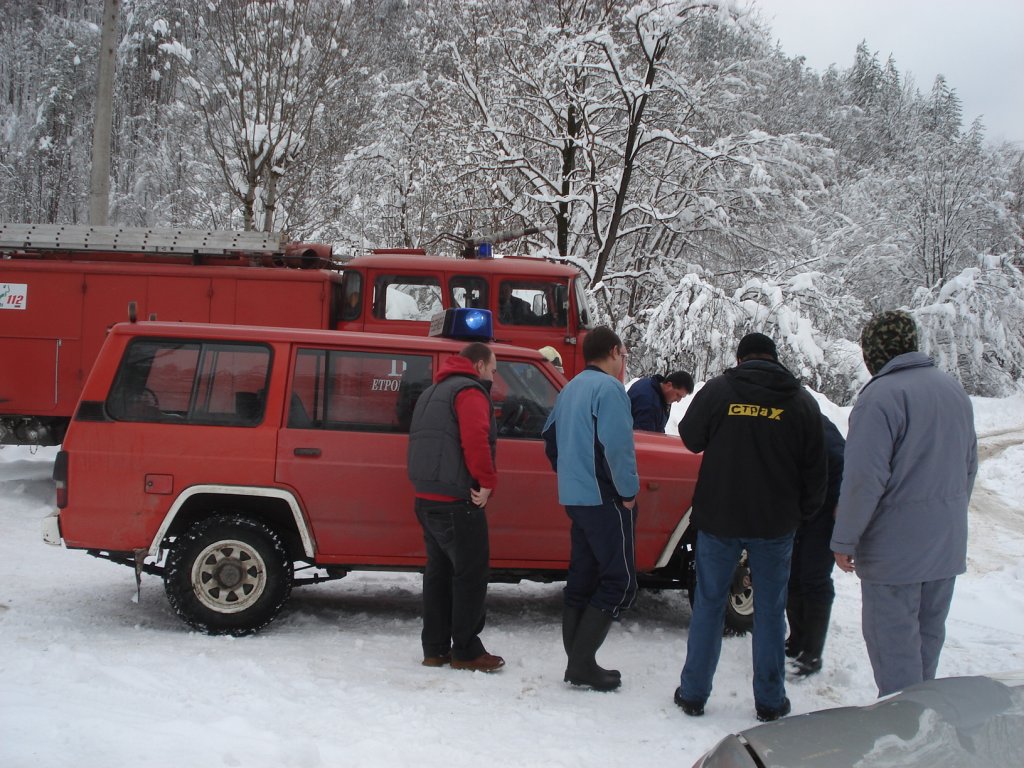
[542,420,558,472]
[799,399,828,519]
[821,417,846,512]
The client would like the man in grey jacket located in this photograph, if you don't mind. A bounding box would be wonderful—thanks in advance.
[832,310,977,697]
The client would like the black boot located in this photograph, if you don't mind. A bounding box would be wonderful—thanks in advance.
[785,591,803,659]
[562,604,619,679]
[792,601,832,676]
[564,606,621,691]
[562,604,584,656]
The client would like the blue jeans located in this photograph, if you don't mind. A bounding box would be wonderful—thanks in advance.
[680,530,794,710]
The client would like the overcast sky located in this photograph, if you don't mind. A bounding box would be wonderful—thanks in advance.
[751,0,1024,145]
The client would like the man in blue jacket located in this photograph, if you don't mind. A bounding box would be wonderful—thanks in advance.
[832,311,977,697]
[628,371,694,432]
[542,326,639,691]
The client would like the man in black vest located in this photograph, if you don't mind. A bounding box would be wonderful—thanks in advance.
[407,342,504,672]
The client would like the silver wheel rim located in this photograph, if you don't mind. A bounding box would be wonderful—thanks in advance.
[191,539,268,614]
[730,569,754,616]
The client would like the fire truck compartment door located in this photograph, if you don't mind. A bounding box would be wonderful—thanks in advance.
[0,337,60,411]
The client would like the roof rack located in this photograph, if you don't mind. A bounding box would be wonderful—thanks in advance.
[0,223,286,256]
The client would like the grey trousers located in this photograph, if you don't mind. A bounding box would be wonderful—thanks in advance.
[861,577,956,697]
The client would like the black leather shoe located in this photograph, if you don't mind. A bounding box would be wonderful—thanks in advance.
[756,696,791,722]
[791,653,822,676]
[673,688,705,717]
[785,636,801,659]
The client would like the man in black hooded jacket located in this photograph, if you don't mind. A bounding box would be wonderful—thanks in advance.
[673,332,826,723]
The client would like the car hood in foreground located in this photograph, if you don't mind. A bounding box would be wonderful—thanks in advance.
[698,674,1024,767]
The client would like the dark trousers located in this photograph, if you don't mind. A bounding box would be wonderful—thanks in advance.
[564,500,638,617]
[788,510,836,604]
[415,498,489,661]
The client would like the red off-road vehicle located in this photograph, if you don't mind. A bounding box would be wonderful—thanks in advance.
[43,319,760,635]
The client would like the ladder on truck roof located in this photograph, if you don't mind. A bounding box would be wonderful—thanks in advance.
[0,223,286,256]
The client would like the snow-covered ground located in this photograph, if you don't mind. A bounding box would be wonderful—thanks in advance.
[2,394,1023,768]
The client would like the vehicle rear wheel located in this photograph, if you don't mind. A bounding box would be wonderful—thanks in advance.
[164,514,293,635]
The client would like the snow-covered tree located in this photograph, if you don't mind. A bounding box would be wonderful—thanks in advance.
[913,257,1024,396]
[633,267,867,403]
[1,0,1022,398]
[167,0,363,231]
[0,4,97,222]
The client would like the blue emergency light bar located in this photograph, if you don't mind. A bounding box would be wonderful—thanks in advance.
[429,307,493,342]
[476,242,494,259]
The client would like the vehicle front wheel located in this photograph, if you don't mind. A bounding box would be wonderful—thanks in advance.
[723,556,754,635]
[164,514,293,635]
[687,554,755,636]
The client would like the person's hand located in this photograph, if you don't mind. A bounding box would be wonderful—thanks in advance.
[471,487,492,507]
[622,498,636,510]
[834,552,855,573]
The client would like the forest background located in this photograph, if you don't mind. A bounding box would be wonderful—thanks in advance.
[2,0,1022,404]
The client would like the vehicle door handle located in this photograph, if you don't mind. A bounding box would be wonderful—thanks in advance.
[293,447,321,457]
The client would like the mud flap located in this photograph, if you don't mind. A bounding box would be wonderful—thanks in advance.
[133,548,147,603]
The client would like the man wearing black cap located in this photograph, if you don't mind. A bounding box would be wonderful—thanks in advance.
[673,332,826,723]
[832,310,976,697]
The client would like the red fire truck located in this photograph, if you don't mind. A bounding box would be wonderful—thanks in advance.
[1,223,591,445]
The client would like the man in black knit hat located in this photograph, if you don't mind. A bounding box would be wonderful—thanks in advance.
[673,332,826,723]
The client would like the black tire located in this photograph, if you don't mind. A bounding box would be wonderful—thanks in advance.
[164,514,293,635]
[687,554,755,636]
[723,556,754,635]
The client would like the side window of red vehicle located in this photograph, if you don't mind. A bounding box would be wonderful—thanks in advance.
[497,280,568,327]
[492,360,558,438]
[107,340,271,426]
[372,275,442,321]
[340,272,362,321]
[288,348,432,433]
[449,275,488,310]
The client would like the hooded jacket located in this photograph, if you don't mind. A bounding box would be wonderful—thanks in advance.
[831,352,977,584]
[679,360,827,538]
[407,355,497,501]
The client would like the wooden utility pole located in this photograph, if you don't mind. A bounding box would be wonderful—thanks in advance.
[89,0,120,225]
